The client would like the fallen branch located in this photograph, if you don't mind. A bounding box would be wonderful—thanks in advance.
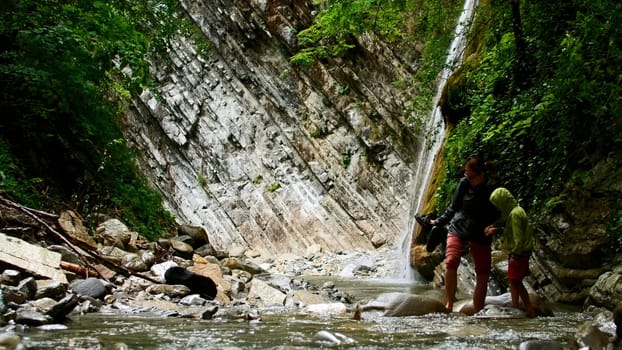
[60,261,99,278]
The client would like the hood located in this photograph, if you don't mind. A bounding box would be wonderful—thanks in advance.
[489,187,517,221]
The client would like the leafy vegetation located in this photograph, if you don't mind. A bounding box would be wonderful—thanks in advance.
[0,0,182,239]
[436,0,622,253]
[291,0,460,68]
[294,0,621,255]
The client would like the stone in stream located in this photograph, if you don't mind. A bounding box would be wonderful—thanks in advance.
[455,292,554,317]
[353,292,448,318]
[312,330,356,345]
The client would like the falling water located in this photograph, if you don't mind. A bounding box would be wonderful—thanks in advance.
[397,0,479,280]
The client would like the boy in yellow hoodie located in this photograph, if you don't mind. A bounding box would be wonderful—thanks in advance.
[485,187,536,318]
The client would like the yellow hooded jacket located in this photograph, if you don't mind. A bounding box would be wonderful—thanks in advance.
[489,187,533,255]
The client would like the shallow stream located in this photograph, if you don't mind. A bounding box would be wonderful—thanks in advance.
[18,277,588,349]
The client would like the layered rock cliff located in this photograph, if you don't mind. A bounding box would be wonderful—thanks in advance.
[122,0,428,259]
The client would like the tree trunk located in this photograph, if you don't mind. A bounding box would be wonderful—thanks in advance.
[509,0,527,87]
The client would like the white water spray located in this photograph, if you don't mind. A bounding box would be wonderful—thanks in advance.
[396,0,479,280]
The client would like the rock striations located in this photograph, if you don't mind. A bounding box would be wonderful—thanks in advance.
[122,0,427,257]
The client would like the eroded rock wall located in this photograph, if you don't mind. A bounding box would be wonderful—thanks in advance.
[122,0,426,257]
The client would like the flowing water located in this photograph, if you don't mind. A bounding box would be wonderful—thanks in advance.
[18,278,588,350]
[398,0,479,279]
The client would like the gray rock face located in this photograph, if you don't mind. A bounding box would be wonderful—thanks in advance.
[122,0,425,257]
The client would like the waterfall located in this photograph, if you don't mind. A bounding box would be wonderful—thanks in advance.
[396,0,478,280]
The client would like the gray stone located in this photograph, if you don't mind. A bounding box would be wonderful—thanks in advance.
[47,245,83,265]
[0,332,21,348]
[17,277,37,300]
[519,340,563,350]
[145,284,191,298]
[15,308,53,326]
[70,278,109,299]
[45,293,79,321]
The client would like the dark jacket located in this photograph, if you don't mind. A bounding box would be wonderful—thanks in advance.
[435,177,499,243]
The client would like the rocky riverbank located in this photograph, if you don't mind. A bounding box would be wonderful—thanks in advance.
[0,197,620,349]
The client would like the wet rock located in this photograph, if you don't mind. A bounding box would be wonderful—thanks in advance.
[67,337,103,349]
[519,339,563,350]
[474,304,525,318]
[45,293,80,321]
[312,330,356,345]
[178,305,219,320]
[355,292,448,317]
[455,292,553,317]
[70,278,110,299]
[15,307,53,326]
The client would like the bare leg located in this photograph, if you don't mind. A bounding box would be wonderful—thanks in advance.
[445,267,457,312]
[473,272,489,313]
[509,280,520,308]
[511,279,536,318]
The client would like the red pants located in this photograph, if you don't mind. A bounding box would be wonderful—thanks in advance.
[445,233,491,275]
[508,254,530,280]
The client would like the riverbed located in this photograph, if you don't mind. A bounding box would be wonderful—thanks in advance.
[17,277,588,349]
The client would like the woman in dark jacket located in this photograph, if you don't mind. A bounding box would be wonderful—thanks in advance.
[431,156,499,313]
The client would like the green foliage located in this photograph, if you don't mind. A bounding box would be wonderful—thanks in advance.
[0,139,44,208]
[610,210,622,257]
[0,0,181,238]
[198,174,208,187]
[253,176,263,185]
[267,182,281,192]
[291,0,410,65]
[341,153,352,169]
[437,0,622,215]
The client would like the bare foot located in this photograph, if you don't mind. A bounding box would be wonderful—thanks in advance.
[353,304,361,320]
[445,303,453,313]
